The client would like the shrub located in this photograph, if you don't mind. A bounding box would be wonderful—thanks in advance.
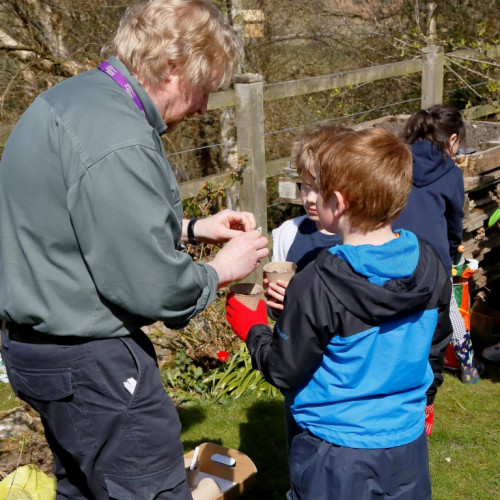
[205,343,280,401]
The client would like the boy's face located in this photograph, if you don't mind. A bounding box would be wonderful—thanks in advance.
[300,171,320,222]
[315,176,339,233]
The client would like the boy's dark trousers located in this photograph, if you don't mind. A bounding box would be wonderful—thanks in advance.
[1,327,192,500]
[287,429,431,500]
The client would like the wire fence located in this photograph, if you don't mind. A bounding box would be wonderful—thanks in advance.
[164,80,491,163]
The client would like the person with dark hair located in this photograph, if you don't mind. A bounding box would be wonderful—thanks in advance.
[0,1,269,498]
[393,104,483,399]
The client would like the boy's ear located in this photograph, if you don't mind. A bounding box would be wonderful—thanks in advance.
[333,190,348,217]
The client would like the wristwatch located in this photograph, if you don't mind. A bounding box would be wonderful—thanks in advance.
[187,218,200,245]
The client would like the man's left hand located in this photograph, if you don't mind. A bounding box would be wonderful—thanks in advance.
[191,209,257,244]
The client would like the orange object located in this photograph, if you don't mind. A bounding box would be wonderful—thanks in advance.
[444,342,460,370]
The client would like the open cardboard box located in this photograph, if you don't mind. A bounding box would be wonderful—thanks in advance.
[184,443,257,500]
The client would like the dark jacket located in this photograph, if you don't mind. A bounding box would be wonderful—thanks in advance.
[247,231,452,449]
[392,140,464,274]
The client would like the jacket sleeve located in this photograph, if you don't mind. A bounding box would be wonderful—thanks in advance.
[426,272,453,405]
[67,145,218,327]
[445,166,465,262]
[247,271,332,390]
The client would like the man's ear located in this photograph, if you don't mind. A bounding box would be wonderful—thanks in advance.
[163,62,178,82]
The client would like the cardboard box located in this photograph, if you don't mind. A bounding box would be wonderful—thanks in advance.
[184,443,257,500]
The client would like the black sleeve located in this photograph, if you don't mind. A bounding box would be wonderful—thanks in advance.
[445,167,465,262]
[246,273,334,391]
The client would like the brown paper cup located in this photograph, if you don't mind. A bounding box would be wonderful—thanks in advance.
[184,458,200,489]
[191,478,221,500]
[263,261,297,285]
[229,283,263,311]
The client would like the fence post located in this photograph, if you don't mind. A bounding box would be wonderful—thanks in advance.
[234,73,267,283]
[421,45,444,109]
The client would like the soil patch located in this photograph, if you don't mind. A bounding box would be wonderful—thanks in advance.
[368,116,500,151]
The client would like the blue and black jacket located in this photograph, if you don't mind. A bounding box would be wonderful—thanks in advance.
[247,230,452,449]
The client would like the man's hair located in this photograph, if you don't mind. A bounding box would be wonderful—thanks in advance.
[292,125,352,181]
[102,0,242,91]
[316,128,413,232]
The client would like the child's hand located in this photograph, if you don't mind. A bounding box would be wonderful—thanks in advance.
[226,293,268,341]
[265,279,288,313]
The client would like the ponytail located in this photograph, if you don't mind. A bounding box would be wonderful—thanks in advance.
[401,104,466,154]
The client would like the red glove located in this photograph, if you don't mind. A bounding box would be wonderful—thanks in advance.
[226,293,268,341]
[425,403,434,437]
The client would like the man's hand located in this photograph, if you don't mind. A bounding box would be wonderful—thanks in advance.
[226,294,268,341]
[207,231,269,287]
[184,209,257,244]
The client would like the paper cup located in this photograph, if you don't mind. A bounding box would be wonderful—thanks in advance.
[184,458,200,489]
[191,478,221,500]
[263,261,297,285]
[229,283,263,311]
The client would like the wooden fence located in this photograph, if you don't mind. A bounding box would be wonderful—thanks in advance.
[1,44,500,287]
[185,44,500,240]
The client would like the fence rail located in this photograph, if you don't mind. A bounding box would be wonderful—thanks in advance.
[1,44,500,254]
[2,45,499,212]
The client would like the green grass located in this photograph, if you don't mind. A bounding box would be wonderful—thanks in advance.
[0,381,19,412]
[428,368,500,500]
[179,366,500,500]
[1,365,498,499]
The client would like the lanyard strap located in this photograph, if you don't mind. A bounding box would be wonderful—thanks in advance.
[98,61,146,118]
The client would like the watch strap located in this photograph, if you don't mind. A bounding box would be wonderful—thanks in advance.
[187,218,200,245]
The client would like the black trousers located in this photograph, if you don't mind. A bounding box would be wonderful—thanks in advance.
[1,328,191,500]
[287,429,431,500]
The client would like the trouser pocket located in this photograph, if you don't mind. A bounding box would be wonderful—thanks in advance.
[104,457,191,500]
[7,363,97,453]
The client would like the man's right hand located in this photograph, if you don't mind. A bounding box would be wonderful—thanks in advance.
[207,230,269,287]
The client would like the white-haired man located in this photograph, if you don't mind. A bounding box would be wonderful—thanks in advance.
[0,1,268,498]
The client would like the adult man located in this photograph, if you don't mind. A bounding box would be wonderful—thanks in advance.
[0,1,268,498]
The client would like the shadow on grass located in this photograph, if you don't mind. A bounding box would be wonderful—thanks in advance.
[239,399,289,500]
[177,405,212,451]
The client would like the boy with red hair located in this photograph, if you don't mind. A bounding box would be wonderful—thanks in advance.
[227,128,451,500]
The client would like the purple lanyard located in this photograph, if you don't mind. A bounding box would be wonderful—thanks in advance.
[98,61,146,118]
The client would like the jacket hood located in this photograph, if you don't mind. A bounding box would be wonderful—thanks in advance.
[314,237,440,325]
[411,140,455,187]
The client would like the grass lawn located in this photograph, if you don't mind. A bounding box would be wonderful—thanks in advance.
[179,366,500,500]
[0,363,498,499]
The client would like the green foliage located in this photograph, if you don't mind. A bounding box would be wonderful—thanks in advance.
[205,343,280,401]
[182,167,240,219]
[172,292,241,371]
[162,349,208,398]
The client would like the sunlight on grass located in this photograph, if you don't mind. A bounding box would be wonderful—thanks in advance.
[0,382,17,412]
[180,370,500,500]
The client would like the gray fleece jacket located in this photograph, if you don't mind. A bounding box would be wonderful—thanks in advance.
[0,57,217,337]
